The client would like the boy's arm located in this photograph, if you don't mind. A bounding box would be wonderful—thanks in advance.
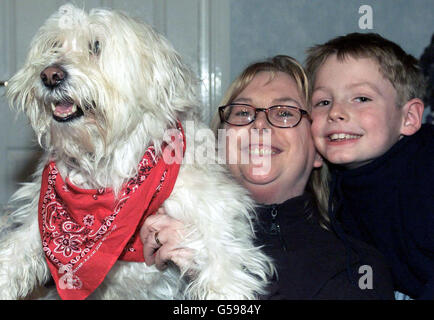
[419,278,434,299]
[409,124,434,299]
[315,261,395,300]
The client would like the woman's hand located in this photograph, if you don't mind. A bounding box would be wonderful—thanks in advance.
[140,208,194,272]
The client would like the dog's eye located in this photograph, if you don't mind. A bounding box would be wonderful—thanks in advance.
[52,41,61,49]
[89,40,100,55]
[51,41,62,53]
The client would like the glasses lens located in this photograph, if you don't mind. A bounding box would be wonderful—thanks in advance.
[224,104,255,125]
[268,106,300,127]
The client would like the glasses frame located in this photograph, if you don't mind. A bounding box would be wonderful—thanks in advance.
[218,103,311,128]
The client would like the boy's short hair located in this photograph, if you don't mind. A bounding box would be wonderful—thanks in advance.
[305,32,426,108]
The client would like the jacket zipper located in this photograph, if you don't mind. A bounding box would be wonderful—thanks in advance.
[270,205,287,251]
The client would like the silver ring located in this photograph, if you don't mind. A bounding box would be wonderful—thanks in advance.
[154,231,162,247]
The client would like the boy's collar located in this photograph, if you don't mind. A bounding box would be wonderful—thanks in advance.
[329,132,414,176]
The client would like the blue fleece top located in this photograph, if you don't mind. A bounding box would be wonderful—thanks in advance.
[329,124,434,299]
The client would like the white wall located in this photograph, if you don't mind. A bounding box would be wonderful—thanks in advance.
[229,0,434,81]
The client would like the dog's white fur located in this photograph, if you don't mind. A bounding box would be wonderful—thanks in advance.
[0,4,274,299]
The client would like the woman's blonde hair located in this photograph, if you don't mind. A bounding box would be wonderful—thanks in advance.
[210,55,330,228]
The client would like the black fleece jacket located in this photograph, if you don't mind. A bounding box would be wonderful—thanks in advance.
[255,193,394,299]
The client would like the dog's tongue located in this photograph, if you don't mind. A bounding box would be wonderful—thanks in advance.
[55,103,73,113]
[53,102,76,118]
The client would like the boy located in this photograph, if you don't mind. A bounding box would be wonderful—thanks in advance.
[305,33,434,299]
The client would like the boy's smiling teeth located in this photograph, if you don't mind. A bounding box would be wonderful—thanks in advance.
[328,133,362,141]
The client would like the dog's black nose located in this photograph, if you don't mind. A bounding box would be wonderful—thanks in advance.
[40,66,67,88]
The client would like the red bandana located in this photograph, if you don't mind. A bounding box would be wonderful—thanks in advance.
[38,122,185,300]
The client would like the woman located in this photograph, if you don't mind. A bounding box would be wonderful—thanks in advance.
[141,55,394,299]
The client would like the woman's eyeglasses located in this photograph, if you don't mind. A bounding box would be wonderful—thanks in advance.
[219,103,311,128]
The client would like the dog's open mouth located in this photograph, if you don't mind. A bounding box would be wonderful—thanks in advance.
[51,101,84,122]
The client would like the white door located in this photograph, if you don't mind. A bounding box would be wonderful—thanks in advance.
[0,0,230,207]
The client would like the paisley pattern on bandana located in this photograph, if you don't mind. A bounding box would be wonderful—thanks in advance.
[38,122,185,300]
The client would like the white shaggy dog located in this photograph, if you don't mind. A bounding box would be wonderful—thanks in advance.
[0,4,274,299]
